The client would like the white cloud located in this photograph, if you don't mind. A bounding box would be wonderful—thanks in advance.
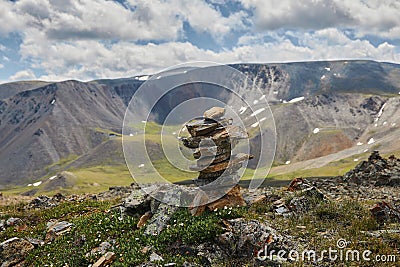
[3,0,247,43]
[339,0,400,39]
[15,30,398,81]
[176,0,248,41]
[240,0,353,30]
[1,0,183,41]
[240,0,400,39]
[0,64,4,69]
[0,1,26,33]
[9,69,37,81]
[1,0,400,82]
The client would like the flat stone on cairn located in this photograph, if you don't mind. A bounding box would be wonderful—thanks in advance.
[181,106,254,215]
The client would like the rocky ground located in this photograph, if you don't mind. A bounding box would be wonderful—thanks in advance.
[0,151,399,266]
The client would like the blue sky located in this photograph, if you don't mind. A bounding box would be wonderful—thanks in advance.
[0,0,399,83]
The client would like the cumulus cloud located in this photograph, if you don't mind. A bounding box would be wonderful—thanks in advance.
[16,0,183,41]
[16,28,399,81]
[240,0,400,38]
[339,0,400,39]
[2,0,247,42]
[0,64,4,69]
[9,69,37,81]
[0,0,399,82]
[0,1,26,33]
[240,0,354,30]
[175,0,248,40]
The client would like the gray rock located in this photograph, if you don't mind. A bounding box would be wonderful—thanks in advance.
[122,188,152,216]
[218,218,292,260]
[45,221,73,242]
[0,219,5,231]
[288,196,310,212]
[144,188,181,236]
[6,217,22,227]
[149,252,164,262]
[26,237,44,247]
[87,241,112,257]
[344,151,400,186]
[301,186,325,200]
[388,176,400,186]
[370,201,400,224]
[28,195,55,208]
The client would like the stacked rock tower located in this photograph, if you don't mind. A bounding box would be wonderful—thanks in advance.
[181,107,253,214]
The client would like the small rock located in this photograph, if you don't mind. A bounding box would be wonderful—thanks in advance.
[243,193,266,205]
[73,234,86,247]
[287,177,312,192]
[52,192,65,201]
[137,211,152,228]
[45,221,73,242]
[388,176,400,186]
[203,107,225,119]
[275,206,290,215]
[218,218,293,262]
[370,201,400,224]
[6,217,22,227]
[28,195,55,208]
[288,196,310,212]
[122,188,152,216]
[92,252,116,267]
[26,237,44,247]
[88,241,112,257]
[189,153,253,173]
[150,252,164,262]
[0,219,5,231]
[141,246,151,254]
[301,186,325,200]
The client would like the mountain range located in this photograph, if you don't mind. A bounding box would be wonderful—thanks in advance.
[1,60,400,194]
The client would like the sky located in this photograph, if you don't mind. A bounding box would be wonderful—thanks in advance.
[0,0,400,84]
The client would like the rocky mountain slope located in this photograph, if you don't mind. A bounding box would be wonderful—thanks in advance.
[1,60,400,189]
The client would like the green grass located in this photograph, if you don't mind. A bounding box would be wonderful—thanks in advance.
[267,152,370,180]
[0,150,375,196]
[4,120,400,197]
[94,127,122,137]
[1,192,398,266]
[0,199,246,266]
[70,165,133,194]
[44,154,79,173]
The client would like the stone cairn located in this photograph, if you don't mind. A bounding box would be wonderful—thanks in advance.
[181,107,254,215]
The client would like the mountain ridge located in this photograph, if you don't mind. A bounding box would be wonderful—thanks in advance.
[1,60,400,191]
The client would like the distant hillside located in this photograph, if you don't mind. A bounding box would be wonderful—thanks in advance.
[1,60,400,191]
